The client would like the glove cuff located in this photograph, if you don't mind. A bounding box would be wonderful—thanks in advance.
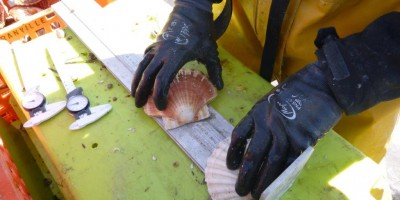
[315,12,400,115]
[315,28,381,115]
[175,0,213,12]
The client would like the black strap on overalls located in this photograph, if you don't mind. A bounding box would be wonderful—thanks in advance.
[214,0,233,39]
[259,0,291,82]
[213,0,290,82]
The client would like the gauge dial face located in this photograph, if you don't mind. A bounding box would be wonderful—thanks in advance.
[22,92,46,110]
[67,95,89,112]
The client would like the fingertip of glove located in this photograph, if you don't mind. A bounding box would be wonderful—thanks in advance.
[235,182,251,197]
[134,95,146,108]
[226,144,242,170]
[216,80,224,90]
[251,180,270,200]
[209,75,223,90]
[226,161,238,170]
[251,191,262,200]
[226,155,240,170]
[153,87,168,110]
[155,98,167,111]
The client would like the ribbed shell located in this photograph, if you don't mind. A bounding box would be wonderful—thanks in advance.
[0,4,5,28]
[205,137,252,200]
[9,6,42,21]
[144,69,217,130]
[9,0,42,6]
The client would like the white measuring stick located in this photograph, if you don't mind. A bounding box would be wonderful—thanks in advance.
[45,43,76,94]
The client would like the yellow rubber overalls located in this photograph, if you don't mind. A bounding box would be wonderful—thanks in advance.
[215,0,400,163]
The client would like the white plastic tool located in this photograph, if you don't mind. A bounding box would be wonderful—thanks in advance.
[3,41,66,128]
[21,86,66,128]
[46,35,112,130]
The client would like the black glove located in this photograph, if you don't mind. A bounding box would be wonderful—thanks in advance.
[227,11,400,199]
[315,12,400,115]
[226,62,343,198]
[132,0,224,110]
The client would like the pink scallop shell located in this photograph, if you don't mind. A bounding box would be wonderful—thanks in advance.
[144,69,217,130]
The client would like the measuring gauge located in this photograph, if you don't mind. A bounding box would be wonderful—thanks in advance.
[20,87,66,128]
[22,91,46,111]
[66,95,90,113]
[47,38,112,130]
[3,39,67,129]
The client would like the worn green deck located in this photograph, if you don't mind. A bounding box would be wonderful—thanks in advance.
[0,28,388,199]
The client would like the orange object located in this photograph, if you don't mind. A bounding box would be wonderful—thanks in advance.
[0,7,66,43]
[0,6,67,123]
[95,0,115,7]
[0,75,18,123]
[0,136,32,200]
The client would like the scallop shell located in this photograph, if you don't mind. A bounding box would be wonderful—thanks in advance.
[205,137,252,200]
[0,4,5,28]
[9,0,43,6]
[206,139,315,200]
[144,69,217,130]
[9,6,43,22]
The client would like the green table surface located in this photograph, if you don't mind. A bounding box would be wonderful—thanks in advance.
[0,29,388,200]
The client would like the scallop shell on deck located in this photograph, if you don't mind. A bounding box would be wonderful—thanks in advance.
[9,0,42,6]
[144,69,217,130]
[205,137,252,200]
[9,6,43,22]
[0,3,5,28]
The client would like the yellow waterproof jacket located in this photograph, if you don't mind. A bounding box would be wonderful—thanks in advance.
[215,0,400,162]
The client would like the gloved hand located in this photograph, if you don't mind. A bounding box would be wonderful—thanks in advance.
[132,0,224,110]
[227,11,400,199]
[226,62,343,198]
[314,12,400,115]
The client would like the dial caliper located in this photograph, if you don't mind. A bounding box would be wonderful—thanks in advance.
[9,41,66,128]
[47,35,112,130]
